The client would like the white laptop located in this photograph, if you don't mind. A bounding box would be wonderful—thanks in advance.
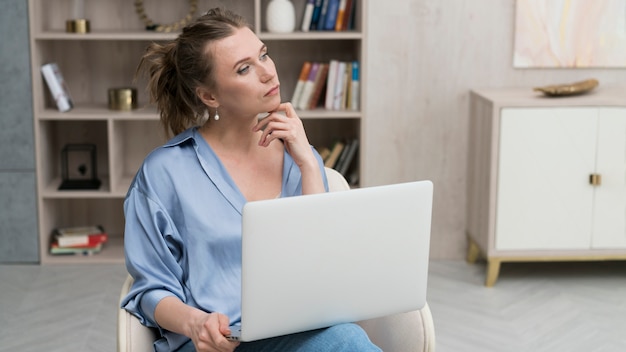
[227,180,433,342]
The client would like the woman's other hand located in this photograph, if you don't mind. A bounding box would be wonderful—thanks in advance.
[190,311,240,352]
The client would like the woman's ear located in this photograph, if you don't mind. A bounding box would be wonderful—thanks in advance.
[196,86,219,109]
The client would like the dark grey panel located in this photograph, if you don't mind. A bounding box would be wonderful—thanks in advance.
[0,0,34,171]
[0,171,38,263]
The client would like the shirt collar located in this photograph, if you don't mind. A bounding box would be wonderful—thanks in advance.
[163,127,300,213]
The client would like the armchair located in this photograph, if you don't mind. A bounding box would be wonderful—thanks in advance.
[118,167,436,351]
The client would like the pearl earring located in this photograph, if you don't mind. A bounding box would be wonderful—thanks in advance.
[214,107,220,121]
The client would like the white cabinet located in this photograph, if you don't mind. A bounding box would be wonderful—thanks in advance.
[466,88,626,286]
[593,108,626,248]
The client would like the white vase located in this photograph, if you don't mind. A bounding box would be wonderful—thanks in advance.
[266,0,296,33]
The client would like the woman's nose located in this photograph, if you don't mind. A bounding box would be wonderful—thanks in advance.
[259,64,276,82]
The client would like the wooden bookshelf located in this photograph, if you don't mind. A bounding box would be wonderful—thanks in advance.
[28,0,366,264]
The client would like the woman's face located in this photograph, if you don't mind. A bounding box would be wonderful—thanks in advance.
[209,27,281,118]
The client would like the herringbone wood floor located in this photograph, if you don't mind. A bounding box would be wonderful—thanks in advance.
[428,260,626,352]
[0,260,624,351]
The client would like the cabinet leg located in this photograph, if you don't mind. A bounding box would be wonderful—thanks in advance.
[466,238,481,264]
[485,259,501,287]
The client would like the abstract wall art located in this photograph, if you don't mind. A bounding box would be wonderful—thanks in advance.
[514,0,626,68]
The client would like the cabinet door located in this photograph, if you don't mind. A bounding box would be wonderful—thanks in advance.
[495,108,597,250]
[592,108,626,248]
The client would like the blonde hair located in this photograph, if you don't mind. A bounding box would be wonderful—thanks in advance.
[136,8,249,137]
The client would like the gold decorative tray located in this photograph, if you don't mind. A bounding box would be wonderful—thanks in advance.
[533,79,599,97]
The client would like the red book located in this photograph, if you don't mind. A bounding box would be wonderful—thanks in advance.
[57,233,108,248]
[53,225,108,247]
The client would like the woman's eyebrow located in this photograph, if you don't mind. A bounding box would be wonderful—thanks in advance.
[232,44,267,69]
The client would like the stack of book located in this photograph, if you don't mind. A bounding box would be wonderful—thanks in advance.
[301,0,358,32]
[325,60,359,111]
[318,138,359,183]
[49,225,108,256]
[291,60,359,111]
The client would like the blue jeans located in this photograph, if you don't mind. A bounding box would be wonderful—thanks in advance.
[176,323,381,352]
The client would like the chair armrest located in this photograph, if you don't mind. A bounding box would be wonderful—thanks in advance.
[357,303,436,352]
[325,167,351,192]
[118,275,159,352]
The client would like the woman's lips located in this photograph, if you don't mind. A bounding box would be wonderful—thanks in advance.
[265,85,280,97]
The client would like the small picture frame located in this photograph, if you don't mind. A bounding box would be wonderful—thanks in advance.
[58,144,101,190]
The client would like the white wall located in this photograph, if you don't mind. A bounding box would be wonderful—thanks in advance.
[364,0,626,259]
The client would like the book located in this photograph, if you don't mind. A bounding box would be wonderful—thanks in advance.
[336,138,359,176]
[307,62,329,110]
[291,61,312,107]
[50,242,103,256]
[334,0,348,31]
[41,62,73,112]
[323,0,341,30]
[296,62,320,110]
[340,61,351,109]
[55,225,103,236]
[316,0,331,31]
[333,138,352,171]
[54,225,107,247]
[346,0,357,30]
[324,60,340,110]
[341,61,353,109]
[324,140,345,168]
[58,233,108,248]
[350,60,360,110]
[301,0,315,32]
[317,146,331,161]
[332,61,347,110]
[309,0,324,30]
[348,168,359,186]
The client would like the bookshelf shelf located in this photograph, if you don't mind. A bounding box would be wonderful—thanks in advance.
[33,31,180,41]
[38,106,358,121]
[29,0,366,264]
[297,109,361,119]
[35,31,363,41]
[259,31,363,40]
[38,106,160,120]
[43,236,125,264]
[41,177,112,198]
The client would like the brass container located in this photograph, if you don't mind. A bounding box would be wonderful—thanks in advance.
[66,19,90,33]
[108,88,138,111]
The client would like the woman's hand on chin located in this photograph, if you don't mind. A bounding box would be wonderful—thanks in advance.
[253,102,316,167]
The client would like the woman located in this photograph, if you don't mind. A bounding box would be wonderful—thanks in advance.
[121,7,380,352]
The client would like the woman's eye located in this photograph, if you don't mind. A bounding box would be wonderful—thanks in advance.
[260,52,269,61]
[237,65,250,74]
